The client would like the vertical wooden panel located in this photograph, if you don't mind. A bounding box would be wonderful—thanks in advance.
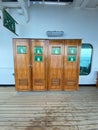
[13,39,31,91]
[48,40,64,90]
[31,40,47,91]
[96,72,98,88]
[64,39,81,90]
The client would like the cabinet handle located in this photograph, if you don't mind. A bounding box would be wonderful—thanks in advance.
[28,64,32,67]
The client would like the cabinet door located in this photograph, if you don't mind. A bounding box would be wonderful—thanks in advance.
[64,40,81,90]
[48,40,64,90]
[96,72,98,88]
[31,40,47,91]
[13,39,31,91]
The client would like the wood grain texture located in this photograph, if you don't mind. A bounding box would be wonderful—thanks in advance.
[48,40,64,90]
[31,40,47,91]
[13,39,31,91]
[13,39,81,91]
[64,39,81,90]
[0,86,98,130]
[96,72,98,88]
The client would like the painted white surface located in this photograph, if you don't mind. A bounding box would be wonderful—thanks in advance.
[0,5,98,85]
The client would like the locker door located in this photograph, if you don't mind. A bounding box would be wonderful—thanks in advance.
[64,40,81,90]
[13,39,31,91]
[48,40,64,90]
[31,40,47,91]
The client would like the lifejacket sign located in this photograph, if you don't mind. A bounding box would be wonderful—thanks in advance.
[3,9,18,35]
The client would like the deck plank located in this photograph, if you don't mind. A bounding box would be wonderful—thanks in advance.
[0,86,98,130]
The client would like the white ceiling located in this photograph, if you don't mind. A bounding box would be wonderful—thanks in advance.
[1,0,98,8]
[0,0,98,22]
[73,0,98,8]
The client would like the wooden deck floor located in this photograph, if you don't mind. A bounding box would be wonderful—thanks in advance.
[0,86,98,130]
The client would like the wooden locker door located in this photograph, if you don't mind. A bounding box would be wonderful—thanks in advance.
[31,40,47,91]
[48,40,64,90]
[13,39,31,91]
[96,72,98,88]
[64,40,81,90]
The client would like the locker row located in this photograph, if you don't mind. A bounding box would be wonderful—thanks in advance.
[13,39,81,91]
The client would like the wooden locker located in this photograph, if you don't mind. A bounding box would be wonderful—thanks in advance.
[64,39,81,90]
[48,40,64,90]
[31,40,47,91]
[13,39,81,91]
[13,39,31,91]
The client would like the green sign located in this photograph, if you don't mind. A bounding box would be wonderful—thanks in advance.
[34,56,43,62]
[17,46,27,54]
[68,55,76,62]
[52,47,61,55]
[3,9,18,35]
[34,46,43,54]
[68,47,77,55]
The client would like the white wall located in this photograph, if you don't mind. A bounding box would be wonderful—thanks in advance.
[0,4,98,85]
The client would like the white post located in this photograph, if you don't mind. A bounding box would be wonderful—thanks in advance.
[18,0,29,22]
